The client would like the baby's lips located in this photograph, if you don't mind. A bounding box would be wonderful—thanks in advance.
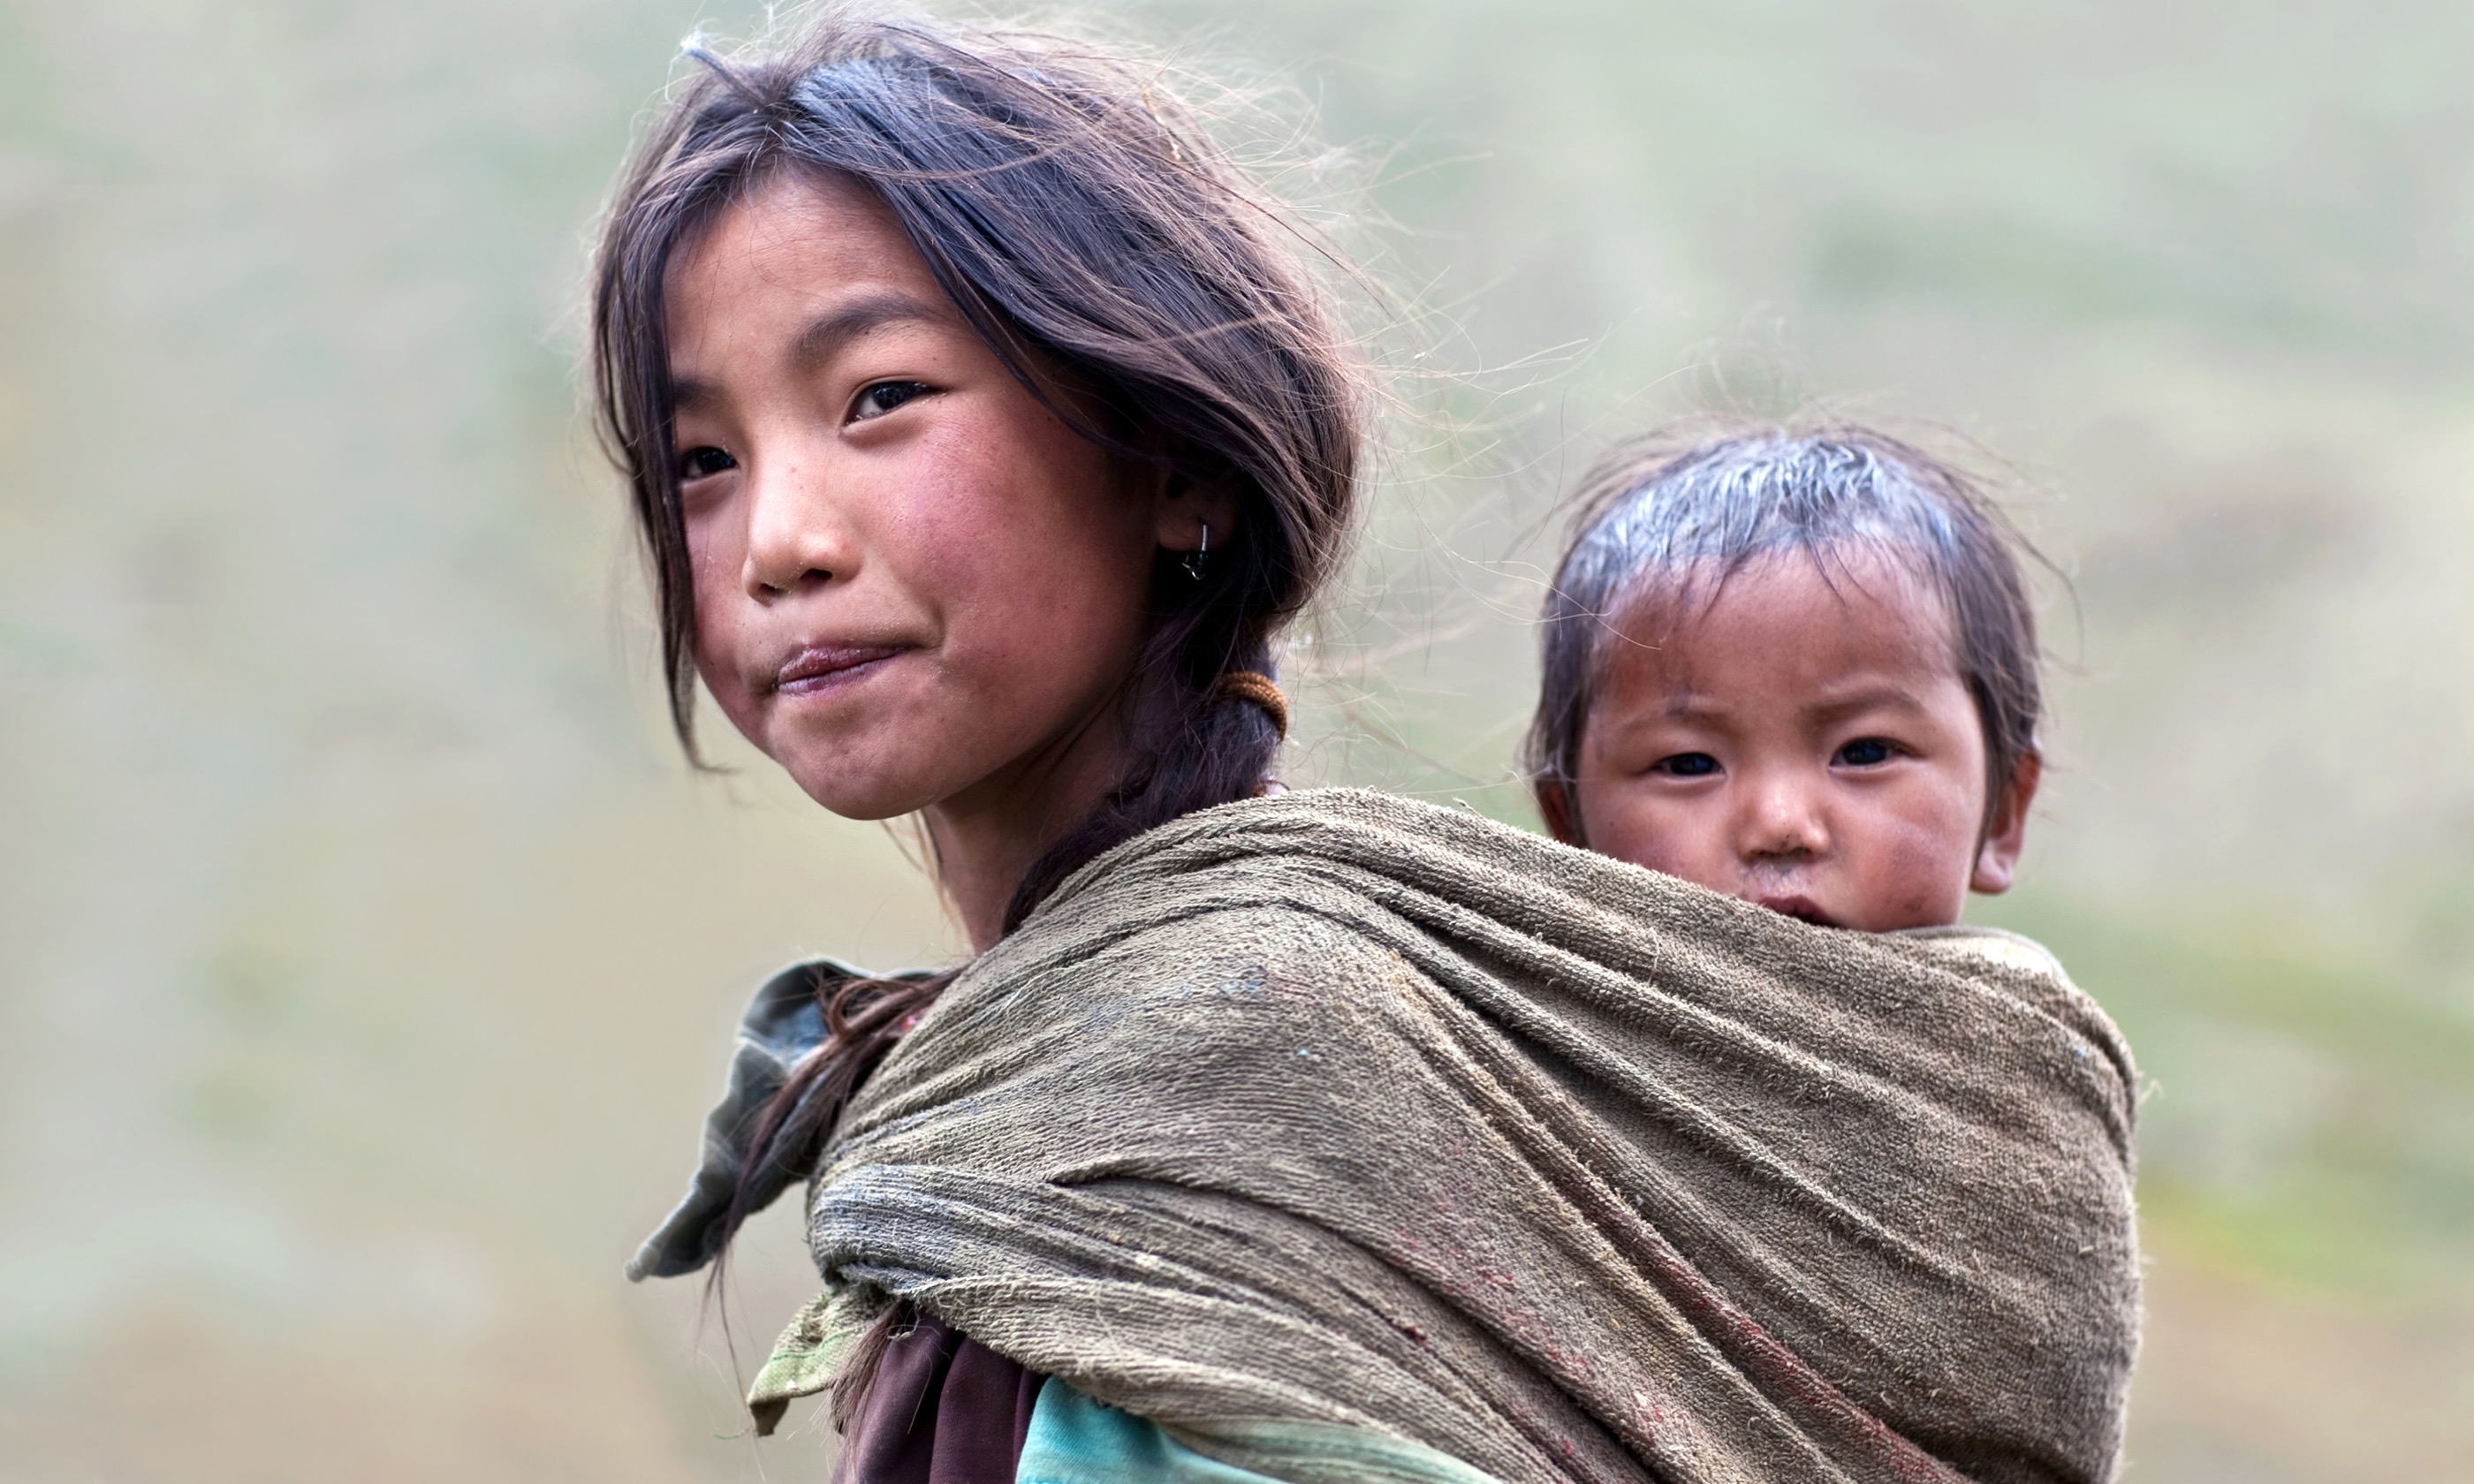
[1754,894,1837,927]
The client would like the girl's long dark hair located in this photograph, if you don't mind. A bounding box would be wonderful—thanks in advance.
[589,8,1364,1299]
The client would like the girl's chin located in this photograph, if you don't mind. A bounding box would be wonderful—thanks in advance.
[785,764,938,822]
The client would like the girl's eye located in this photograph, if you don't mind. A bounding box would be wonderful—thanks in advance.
[851,380,932,420]
[679,445,737,481]
[1653,752,1721,778]
[1835,738,1897,768]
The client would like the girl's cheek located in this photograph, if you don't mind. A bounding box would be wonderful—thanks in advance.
[685,538,764,720]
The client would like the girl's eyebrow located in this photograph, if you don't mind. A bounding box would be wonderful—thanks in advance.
[667,292,949,412]
[789,292,948,375]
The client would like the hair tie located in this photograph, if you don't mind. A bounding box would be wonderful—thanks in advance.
[1214,670,1289,739]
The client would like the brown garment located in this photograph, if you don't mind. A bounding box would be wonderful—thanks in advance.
[833,1311,1042,1484]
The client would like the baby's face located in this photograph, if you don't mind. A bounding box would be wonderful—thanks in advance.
[1551,549,2033,931]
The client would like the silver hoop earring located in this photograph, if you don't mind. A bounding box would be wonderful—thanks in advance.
[1182,522,1210,581]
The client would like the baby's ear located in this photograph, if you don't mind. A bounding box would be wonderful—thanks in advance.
[1970,753,2043,895]
[1537,780,1584,846]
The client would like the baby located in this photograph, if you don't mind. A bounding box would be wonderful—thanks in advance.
[1522,427,2043,931]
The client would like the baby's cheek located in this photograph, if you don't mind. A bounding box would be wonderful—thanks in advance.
[1582,785,1720,884]
[1863,811,1976,928]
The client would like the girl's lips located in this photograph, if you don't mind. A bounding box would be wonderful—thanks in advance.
[772,644,906,696]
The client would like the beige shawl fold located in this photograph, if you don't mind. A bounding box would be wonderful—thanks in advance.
[744,789,2139,1483]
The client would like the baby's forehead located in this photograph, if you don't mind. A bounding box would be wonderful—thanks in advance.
[1601,543,1959,650]
[1587,553,1974,731]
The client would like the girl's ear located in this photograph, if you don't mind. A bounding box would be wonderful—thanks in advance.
[1970,752,2043,895]
[1152,460,1242,555]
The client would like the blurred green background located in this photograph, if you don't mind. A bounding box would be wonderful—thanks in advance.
[3,1,2469,1479]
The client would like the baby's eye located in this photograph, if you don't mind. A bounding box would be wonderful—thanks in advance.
[679,445,737,481]
[851,380,932,421]
[1834,738,1897,768]
[1652,752,1721,778]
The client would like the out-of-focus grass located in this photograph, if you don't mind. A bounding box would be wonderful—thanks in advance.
[1985,895,2474,1300]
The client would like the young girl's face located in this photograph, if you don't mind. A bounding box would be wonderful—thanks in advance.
[1552,549,2033,932]
[663,172,1189,823]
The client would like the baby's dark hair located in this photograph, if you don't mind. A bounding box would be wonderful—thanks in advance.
[1522,426,2045,844]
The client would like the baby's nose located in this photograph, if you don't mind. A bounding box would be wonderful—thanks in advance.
[1742,781,1829,859]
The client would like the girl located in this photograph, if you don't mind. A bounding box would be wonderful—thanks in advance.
[601,13,2139,1484]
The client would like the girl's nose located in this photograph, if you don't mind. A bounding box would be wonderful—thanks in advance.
[740,458,853,600]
